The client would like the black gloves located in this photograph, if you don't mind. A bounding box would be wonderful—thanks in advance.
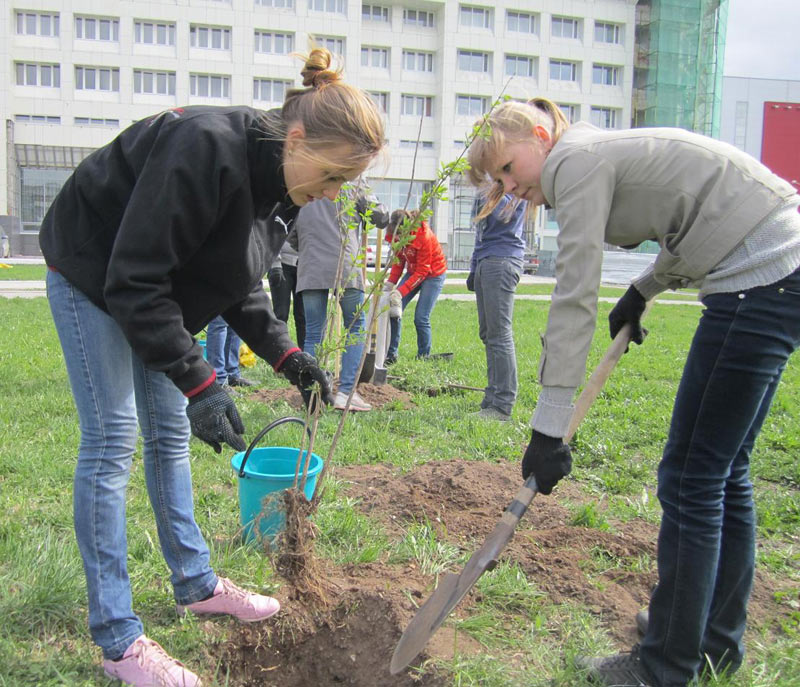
[521,430,573,495]
[268,265,286,289]
[186,382,247,454]
[279,351,335,408]
[466,272,475,292]
[608,285,648,348]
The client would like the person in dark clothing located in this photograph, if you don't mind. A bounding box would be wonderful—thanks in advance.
[39,47,384,687]
[268,242,305,349]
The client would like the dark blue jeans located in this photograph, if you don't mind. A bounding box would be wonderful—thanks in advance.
[640,268,800,687]
[387,272,446,358]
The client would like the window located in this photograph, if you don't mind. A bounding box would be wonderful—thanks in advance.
[74,117,119,127]
[15,63,61,87]
[190,25,231,50]
[254,78,291,103]
[15,114,61,124]
[458,50,490,73]
[310,0,347,13]
[403,9,434,27]
[256,0,294,7]
[190,74,231,98]
[368,91,389,113]
[593,64,620,86]
[254,31,294,54]
[399,140,434,149]
[75,67,120,92]
[549,59,577,82]
[557,103,579,123]
[507,10,536,34]
[456,95,488,117]
[401,95,433,117]
[313,35,345,55]
[590,106,618,129]
[134,70,176,95]
[505,55,534,77]
[21,168,72,232]
[16,11,59,37]
[402,50,433,72]
[552,16,579,39]
[134,21,176,46]
[734,101,748,149]
[369,179,432,214]
[362,4,389,22]
[460,5,492,29]
[594,21,621,45]
[361,46,389,68]
[74,16,120,41]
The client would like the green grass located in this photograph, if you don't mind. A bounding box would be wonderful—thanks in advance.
[1,294,798,686]
[0,264,47,280]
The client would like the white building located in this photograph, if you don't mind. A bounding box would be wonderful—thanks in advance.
[2,0,637,260]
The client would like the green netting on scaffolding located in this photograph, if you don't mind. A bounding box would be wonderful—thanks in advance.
[634,0,728,136]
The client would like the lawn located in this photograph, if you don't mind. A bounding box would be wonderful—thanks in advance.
[0,295,797,686]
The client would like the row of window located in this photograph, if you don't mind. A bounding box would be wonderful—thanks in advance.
[15,57,622,91]
[16,103,621,131]
[15,8,623,45]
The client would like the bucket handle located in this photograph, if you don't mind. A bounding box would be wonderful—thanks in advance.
[238,416,312,479]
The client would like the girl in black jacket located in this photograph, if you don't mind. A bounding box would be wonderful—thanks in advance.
[40,47,384,685]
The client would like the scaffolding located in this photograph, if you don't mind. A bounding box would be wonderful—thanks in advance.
[634,0,728,136]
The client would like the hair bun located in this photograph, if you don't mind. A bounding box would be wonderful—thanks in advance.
[300,47,342,88]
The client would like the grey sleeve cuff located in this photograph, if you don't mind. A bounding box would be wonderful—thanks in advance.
[530,385,577,438]
[632,267,666,301]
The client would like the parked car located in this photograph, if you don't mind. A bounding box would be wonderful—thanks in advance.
[522,251,540,275]
[365,242,389,268]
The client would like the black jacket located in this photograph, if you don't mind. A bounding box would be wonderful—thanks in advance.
[39,106,299,394]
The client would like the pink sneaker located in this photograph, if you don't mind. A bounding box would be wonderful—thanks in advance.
[102,635,201,687]
[177,577,280,623]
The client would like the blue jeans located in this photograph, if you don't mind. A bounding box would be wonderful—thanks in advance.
[206,315,240,384]
[388,272,446,358]
[46,270,218,660]
[640,268,800,687]
[301,287,366,394]
[475,256,522,416]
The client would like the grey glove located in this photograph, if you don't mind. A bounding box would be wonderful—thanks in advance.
[186,382,246,453]
[268,265,286,289]
[279,351,335,407]
[389,288,403,318]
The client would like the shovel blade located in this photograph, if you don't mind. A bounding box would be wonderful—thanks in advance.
[390,573,461,674]
[359,352,375,383]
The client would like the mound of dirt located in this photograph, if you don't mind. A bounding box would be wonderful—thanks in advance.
[248,383,414,411]
[218,459,795,685]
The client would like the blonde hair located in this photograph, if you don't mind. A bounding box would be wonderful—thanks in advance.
[275,46,385,174]
[467,97,569,218]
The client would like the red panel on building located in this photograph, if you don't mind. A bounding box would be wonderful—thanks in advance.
[761,101,800,190]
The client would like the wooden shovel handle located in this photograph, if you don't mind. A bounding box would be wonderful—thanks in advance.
[564,300,653,443]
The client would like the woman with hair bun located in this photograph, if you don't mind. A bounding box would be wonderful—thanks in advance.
[38,47,384,686]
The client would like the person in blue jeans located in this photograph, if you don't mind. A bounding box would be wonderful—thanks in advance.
[467,96,800,686]
[37,46,384,685]
[292,188,389,412]
[466,193,527,422]
[385,210,448,363]
[205,316,254,387]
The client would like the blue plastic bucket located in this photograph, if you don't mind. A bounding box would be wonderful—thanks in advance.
[230,417,323,543]
[198,340,207,360]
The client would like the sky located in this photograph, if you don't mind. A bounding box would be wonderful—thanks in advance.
[724,0,800,80]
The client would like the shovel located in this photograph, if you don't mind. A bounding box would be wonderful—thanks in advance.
[359,227,384,384]
[390,313,650,674]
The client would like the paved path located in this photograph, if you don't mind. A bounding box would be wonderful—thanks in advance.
[0,278,701,306]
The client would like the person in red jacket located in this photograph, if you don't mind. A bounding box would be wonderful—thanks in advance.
[384,209,448,363]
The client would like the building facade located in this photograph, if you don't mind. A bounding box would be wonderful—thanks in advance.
[719,75,800,192]
[2,0,638,259]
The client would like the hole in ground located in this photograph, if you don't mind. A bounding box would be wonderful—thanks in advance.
[220,591,451,686]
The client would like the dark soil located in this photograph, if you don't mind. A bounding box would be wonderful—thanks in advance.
[220,399,795,686]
